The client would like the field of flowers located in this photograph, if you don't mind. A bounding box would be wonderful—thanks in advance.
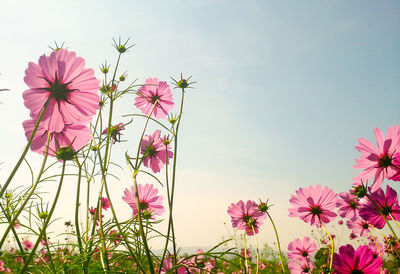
[0,38,399,273]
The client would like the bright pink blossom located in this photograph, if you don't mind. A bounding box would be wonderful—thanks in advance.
[333,244,382,274]
[140,130,173,173]
[359,185,400,229]
[353,125,400,192]
[288,185,337,226]
[101,197,110,210]
[227,200,266,236]
[22,240,33,250]
[346,217,371,237]
[287,237,317,261]
[122,184,164,218]
[23,118,91,157]
[336,191,359,220]
[23,49,100,132]
[134,78,174,120]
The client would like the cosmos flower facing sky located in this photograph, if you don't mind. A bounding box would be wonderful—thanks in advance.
[289,185,337,226]
[23,49,100,133]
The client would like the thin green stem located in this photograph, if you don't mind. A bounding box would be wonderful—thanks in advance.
[383,215,400,246]
[158,147,172,273]
[21,161,67,273]
[242,233,249,274]
[0,203,25,259]
[0,98,51,199]
[126,156,154,273]
[389,213,400,233]
[252,227,260,274]
[168,89,185,261]
[74,159,84,257]
[320,222,334,272]
[0,132,51,250]
[265,211,285,273]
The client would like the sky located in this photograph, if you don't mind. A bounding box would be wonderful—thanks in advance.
[0,0,399,252]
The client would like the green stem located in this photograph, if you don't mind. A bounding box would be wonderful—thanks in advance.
[383,215,400,247]
[320,222,334,272]
[126,156,154,273]
[21,161,67,273]
[158,149,172,274]
[0,98,51,199]
[0,203,25,259]
[242,233,249,274]
[74,159,84,257]
[252,227,260,274]
[265,211,285,273]
[168,89,185,262]
[0,132,51,250]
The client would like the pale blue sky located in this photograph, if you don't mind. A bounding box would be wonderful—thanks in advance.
[0,1,399,250]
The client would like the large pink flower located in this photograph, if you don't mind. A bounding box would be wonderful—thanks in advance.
[333,245,382,274]
[134,78,174,120]
[288,185,337,226]
[122,184,164,218]
[23,49,100,132]
[358,185,400,229]
[353,125,400,192]
[23,118,91,157]
[140,130,173,173]
[227,200,266,236]
[287,237,317,261]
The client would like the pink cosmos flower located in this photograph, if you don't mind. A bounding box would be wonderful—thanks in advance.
[23,118,91,157]
[101,197,110,211]
[288,185,337,226]
[227,200,266,236]
[134,78,174,120]
[333,244,383,274]
[346,218,371,237]
[336,191,359,220]
[288,260,314,274]
[359,185,400,229]
[102,123,125,143]
[287,237,317,261]
[122,184,164,218]
[140,130,173,173]
[353,125,400,192]
[22,240,33,250]
[23,49,100,132]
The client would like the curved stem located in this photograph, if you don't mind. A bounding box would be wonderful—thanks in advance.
[0,132,51,250]
[0,98,51,199]
[265,211,285,273]
[320,222,334,272]
[21,161,67,273]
